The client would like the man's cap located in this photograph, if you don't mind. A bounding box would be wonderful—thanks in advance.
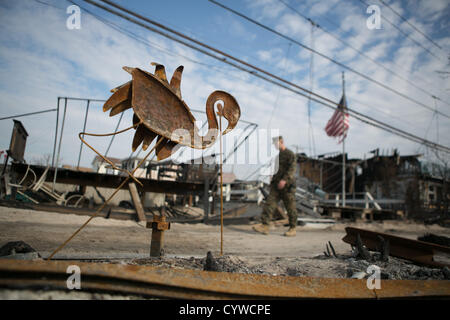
[272,136,283,143]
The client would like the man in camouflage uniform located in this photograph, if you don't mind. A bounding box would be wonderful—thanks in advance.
[253,136,298,237]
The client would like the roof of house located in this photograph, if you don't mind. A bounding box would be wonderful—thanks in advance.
[92,155,122,165]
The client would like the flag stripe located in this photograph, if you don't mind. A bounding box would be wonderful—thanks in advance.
[324,94,349,143]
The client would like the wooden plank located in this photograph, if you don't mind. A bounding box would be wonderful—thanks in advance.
[128,182,147,222]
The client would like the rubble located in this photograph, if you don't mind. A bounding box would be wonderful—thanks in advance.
[125,251,450,281]
[345,256,450,280]
[0,240,41,260]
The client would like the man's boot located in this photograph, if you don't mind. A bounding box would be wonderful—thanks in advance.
[284,227,296,237]
[252,223,269,235]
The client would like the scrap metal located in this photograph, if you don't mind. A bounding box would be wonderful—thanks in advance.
[102,63,241,160]
[11,163,204,195]
[343,227,450,267]
[0,259,449,299]
[147,214,170,257]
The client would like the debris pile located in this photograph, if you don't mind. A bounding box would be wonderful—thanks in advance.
[127,249,450,280]
[345,257,450,280]
[0,241,41,260]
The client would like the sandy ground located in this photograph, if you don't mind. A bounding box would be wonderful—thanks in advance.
[1,206,448,260]
[1,206,450,299]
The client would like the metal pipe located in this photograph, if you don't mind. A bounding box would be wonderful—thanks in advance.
[58,96,106,103]
[51,98,60,167]
[95,108,124,173]
[77,100,90,170]
[53,98,68,191]
[0,108,56,121]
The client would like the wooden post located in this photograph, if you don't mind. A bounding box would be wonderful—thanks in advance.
[129,182,146,222]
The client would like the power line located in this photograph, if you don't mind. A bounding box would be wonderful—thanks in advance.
[277,0,450,108]
[267,42,292,128]
[37,0,232,74]
[65,0,231,73]
[79,0,450,154]
[209,0,450,119]
[378,0,443,51]
[357,0,443,62]
[290,0,437,91]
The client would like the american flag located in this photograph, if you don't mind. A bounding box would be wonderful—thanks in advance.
[325,94,349,143]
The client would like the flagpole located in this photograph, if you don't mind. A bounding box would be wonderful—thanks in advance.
[342,72,346,207]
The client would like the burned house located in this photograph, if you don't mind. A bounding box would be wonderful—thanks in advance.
[146,154,219,183]
[297,149,449,215]
[296,152,358,194]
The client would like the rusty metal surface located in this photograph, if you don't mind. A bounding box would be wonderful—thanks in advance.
[1,259,449,299]
[103,63,241,159]
[8,120,28,162]
[147,215,170,257]
[343,227,450,267]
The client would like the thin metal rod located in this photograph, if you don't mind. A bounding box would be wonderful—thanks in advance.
[96,111,125,172]
[219,112,224,256]
[0,108,56,121]
[104,111,124,158]
[53,98,67,191]
[77,100,90,170]
[51,98,60,167]
[58,96,106,103]
[78,122,144,187]
[342,72,346,207]
[46,137,164,260]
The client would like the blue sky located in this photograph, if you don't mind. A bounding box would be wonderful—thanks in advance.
[0,0,449,179]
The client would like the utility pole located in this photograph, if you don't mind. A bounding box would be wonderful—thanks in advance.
[342,72,346,207]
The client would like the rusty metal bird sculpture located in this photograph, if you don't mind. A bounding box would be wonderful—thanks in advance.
[102,62,241,160]
[47,62,240,260]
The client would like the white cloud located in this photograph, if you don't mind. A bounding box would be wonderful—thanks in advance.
[0,0,448,181]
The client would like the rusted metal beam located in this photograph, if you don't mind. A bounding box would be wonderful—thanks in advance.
[0,259,449,299]
[11,163,204,194]
[147,214,170,257]
[343,227,450,267]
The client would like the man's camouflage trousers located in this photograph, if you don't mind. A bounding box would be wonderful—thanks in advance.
[261,184,298,228]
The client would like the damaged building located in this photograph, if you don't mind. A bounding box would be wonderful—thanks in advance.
[297,149,449,217]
